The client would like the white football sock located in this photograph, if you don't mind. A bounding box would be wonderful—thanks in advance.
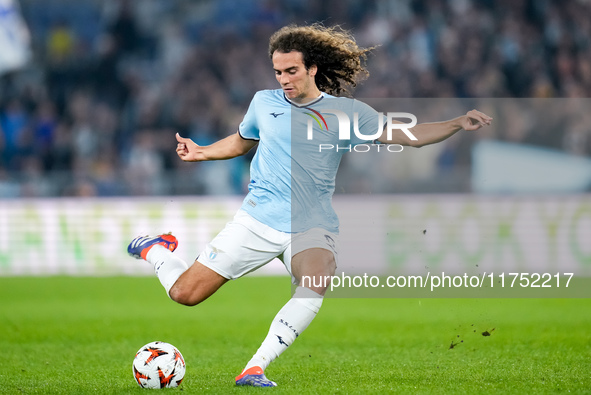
[243,286,323,372]
[145,244,189,297]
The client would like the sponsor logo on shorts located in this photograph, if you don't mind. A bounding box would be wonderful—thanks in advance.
[324,234,336,253]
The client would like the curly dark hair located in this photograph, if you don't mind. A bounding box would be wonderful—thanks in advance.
[268,24,374,96]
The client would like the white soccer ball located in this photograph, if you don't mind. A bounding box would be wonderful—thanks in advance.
[132,341,186,389]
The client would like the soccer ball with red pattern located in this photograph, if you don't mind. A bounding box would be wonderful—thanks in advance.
[132,341,186,389]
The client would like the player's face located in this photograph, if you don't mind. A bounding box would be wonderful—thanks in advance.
[272,50,320,102]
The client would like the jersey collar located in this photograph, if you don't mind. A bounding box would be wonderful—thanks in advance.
[283,92,325,108]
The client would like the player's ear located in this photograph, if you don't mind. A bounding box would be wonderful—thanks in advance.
[308,64,317,77]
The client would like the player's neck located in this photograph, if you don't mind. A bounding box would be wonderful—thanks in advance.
[287,90,323,105]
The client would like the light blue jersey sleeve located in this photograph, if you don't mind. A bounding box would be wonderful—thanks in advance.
[238,94,260,140]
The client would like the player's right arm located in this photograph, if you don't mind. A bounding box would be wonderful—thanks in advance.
[175,132,258,162]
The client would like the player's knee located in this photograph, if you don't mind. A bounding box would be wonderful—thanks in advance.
[325,256,337,275]
[168,284,203,307]
[318,255,337,279]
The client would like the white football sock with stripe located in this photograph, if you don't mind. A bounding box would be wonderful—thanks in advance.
[145,244,189,297]
[243,286,323,372]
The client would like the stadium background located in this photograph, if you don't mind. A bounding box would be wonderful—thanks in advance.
[1,0,590,278]
[2,0,591,198]
[2,1,591,393]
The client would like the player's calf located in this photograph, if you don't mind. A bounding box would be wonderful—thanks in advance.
[167,260,229,306]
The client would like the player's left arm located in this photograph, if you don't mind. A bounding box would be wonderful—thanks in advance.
[377,109,493,147]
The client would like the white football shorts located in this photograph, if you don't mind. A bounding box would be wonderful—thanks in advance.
[196,210,338,282]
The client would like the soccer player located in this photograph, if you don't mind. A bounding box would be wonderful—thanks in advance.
[127,24,492,387]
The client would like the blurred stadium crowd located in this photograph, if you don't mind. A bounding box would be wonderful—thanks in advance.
[1,0,590,197]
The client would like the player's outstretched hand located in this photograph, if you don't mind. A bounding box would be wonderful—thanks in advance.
[176,133,201,162]
[461,110,493,131]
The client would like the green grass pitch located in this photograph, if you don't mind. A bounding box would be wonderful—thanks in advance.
[2,276,590,394]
